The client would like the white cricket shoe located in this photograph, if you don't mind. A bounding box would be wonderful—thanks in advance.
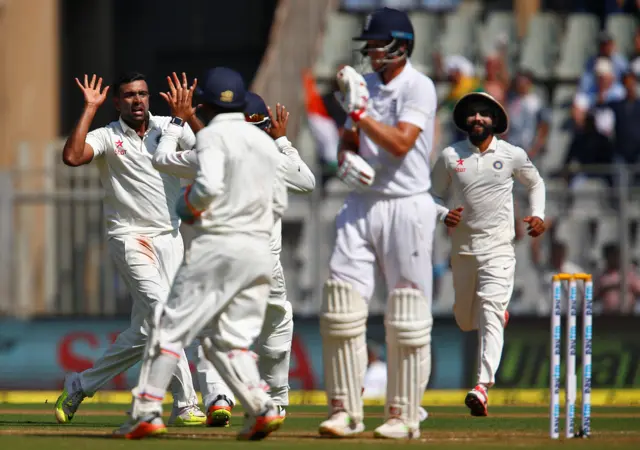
[237,405,284,441]
[318,411,365,438]
[373,418,420,439]
[168,404,206,426]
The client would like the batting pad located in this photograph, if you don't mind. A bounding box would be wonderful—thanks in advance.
[385,288,432,430]
[320,279,368,423]
[201,338,272,417]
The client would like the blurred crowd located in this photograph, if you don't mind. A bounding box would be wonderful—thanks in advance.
[303,1,640,315]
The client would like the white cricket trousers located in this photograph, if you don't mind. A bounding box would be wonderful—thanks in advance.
[197,258,293,407]
[450,250,515,387]
[78,231,197,408]
[330,191,437,301]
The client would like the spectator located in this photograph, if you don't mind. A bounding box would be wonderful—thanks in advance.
[629,27,640,78]
[609,71,640,166]
[563,112,615,189]
[579,31,629,94]
[573,57,625,135]
[483,39,510,106]
[506,70,551,167]
[595,243,640,314]
[535,240,585,315]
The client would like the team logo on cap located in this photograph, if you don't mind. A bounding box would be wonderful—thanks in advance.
[493,161,503,170]
[220,90,234,103]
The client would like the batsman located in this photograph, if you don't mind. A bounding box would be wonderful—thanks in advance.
[431,92,547,416]
[319,7,438,440]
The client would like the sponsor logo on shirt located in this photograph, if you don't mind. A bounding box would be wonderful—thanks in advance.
[114,140,126,156]
[455,158,466,172]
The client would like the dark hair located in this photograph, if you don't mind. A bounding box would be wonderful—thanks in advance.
[112,72,147,96]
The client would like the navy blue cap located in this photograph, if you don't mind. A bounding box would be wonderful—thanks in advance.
[195,67,247,109]
[353,7,414,42]
[244,92,271,130]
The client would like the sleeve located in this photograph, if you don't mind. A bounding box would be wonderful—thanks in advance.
[152,123,199,179]
[399,77,437,131]
[272,163,289,222]
[275,137,316,193]
[187,131,226,212]
[430,152,453,222]
[512,146,546,220]
[573,92,590,111]
[85,127,111,160]
[178,122,197,151]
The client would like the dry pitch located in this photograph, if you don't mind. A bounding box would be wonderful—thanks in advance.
[0,403,639,448]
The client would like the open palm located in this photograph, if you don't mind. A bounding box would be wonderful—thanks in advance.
[75,74,110,107]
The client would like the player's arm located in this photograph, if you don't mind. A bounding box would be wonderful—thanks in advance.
[430,151,463,227]
[186,131,225,212]
[512,147,546,237]
[266,103,316,193]
[62,74,110,166]
[152,123,199,179]
[357,77,437,157]
[272,163,289,223]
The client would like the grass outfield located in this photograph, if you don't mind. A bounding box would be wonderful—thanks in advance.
[1,403,639,448]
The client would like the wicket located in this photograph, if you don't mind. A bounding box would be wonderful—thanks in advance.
[550,273,593,439]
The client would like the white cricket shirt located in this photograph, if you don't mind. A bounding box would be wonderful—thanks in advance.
[187,113,288,239]
[347,60,437,197]
[152,127,314,258]
[85,113,196,237]
[431,137,546,255]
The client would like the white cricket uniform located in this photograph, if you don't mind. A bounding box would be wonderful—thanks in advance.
[330,60,438,301]
[157,112,287,349]
[152,126,314,407]
[430,136,546,386]
[78,113,198,408]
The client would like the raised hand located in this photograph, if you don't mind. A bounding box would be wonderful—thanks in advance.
[266,103,290,140]
[160,72,198,121]
[75,74,110,108]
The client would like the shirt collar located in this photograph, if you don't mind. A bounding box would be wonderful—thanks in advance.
[210,112,246,124]
[467,136,498,154]
[379,60,413,92]
[119,112,157,137]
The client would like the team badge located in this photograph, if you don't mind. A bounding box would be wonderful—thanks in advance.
[493,161,503,170]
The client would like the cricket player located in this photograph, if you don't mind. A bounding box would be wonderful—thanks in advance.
[151,87,316,426]
[431,92,546,416]
[319,7,437,440]
[55,72,206,426]
[114,67,288,440]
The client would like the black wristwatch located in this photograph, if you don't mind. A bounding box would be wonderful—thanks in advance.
[170,116,185,127]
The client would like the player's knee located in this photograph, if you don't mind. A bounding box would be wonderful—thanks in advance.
[386,288,432,347]
[321,279,368,338]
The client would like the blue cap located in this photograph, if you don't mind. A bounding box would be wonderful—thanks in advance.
[195,67,247,109]
[353,7,414,42]
[244,92,271,130]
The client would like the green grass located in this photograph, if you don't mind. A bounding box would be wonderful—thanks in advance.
[0,403,639,449]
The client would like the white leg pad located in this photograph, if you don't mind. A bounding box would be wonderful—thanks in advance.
[385,288,432,431]
[201,338,271,417]
[320,279,368,423]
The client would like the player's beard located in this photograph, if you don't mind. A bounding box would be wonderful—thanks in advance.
[467,121,494,146]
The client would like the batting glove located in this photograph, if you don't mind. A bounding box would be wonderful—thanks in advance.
[337,150,375,190]
[335,66,369,123]
[176,185,203,225]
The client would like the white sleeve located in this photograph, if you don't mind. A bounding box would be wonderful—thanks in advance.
[275,137,316,193]
[188,131,225,211]
[152,123,199,179]
[178,122,197,151]
[573,92,590,111]
[512,147,546,220]
[430,152,452,222]
[399,76,437,131]
[85,127,110,161]
[272,165,289,223]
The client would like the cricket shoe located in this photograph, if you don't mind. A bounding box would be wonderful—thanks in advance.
[113,411,167,439]
[465,384,489,416]
[168,404,206,426]
[237,406,284,441]
[206,394,234,427]
[277,405,287,420]
[374,418,420,440]
[54,372,87,424]
[318,411,365,438]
